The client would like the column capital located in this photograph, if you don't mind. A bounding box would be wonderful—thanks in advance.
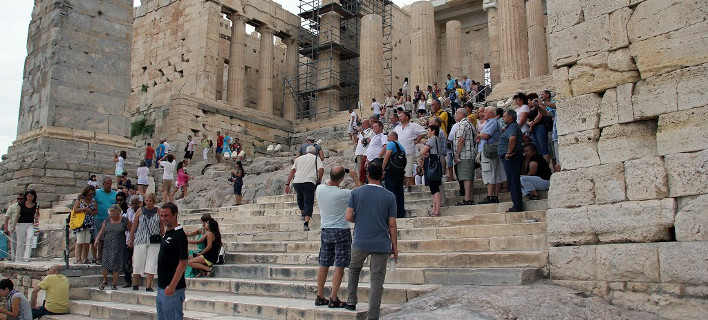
[482,0,498,11]
[256,25,275,35]
[231,12,247,22]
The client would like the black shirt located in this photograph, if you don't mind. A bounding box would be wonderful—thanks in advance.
[525,155,552,180]
[158,226,188,289]
[18,203,37,223]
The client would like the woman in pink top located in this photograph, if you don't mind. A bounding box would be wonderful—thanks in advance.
[172,160,192,200]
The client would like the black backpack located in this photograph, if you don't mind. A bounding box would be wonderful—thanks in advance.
[444,111,456,136]
[386,141,407,179]
[209,140,214,148]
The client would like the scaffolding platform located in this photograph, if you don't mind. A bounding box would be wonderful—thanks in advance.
[298,2,358,20]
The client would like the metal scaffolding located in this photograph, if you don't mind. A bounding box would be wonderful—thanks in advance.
[284,0,393,120]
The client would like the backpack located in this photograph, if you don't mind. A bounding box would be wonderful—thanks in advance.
[386,141,407,179]
[444,111,456,136]
[209,140,214,148]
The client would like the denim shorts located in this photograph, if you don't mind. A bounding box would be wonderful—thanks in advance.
[318,228,352,268]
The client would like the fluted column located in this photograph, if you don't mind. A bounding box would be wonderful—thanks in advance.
[359,14,385,119]
[526,0,549,77]
[257,26,274,114]
[410,1,437,91]
[483,0,501,85]
[227,13,246,107]
[498,0,530,81]
[284,37,298,121]
[446,20,463,81]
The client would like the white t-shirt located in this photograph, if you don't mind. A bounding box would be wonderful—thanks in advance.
[316,184,351,229]
[292,153,323,184]
[418,100,426,111]
[187,140,195,151]
[394,122,426,155]
[163,142,172,154]
[355,133,367,156]
[516,105,530,133]
[115,157,125,174]
[160,160,175,180]
[371,102,382,115]
[349,112,358,129]
[366,132,388,162]
[136,166,150,185]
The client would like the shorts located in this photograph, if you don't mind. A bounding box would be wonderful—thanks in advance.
[161,179,174,193]
[75,229,91,244]
[184,151,194,159]
[216,147,223,153]
[373,114,381,120]
[429,180,441,195]
[133,243,159,276]
[115,169,124,176]
[404,154,415,178]
[456,158,475,181]
[318,228,352,268]
[481,153,505,184]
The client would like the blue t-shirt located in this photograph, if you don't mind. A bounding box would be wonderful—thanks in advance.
[93,189,117,223]
[446,78,456,90]
[156,144,165,158]
[386,141,405,153]
[479,118,501,152]
[316,185,351,229]
[347,184,396,253]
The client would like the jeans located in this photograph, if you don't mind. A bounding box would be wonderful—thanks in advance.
[156,287,185,320]
[520,176,550,195]
[33,304,64,319]
[14,223,34,261]
[384,174,405,218]
[145,159,153,168]
[530,125,550,156]
[293,182,316,217]
[502,153,523,210]
[347,249,388,320]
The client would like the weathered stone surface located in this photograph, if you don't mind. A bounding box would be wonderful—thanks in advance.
[550,15,610,67]
[548,169,594,209]
[583,0,630,20]
[599,88,618,128]
[609,7,632,50]
[659,241,708,284]
[546,0,583,33]
[657,106,708,156]
[557,129,601,170]
[631,70,680,120]
[629,20,708,78]
[677,63,708,111]
[624,157,669,201]
[664,150,708,198]
[556,93,601,135]
[674,194,708,241]
[551,66,572,98]
[588,198,676,244]
[612,290,708,320]
[568,52,639,95]
[547,207,597,245]
[592,163,626,205]
[627,0,708,43]
[616,82,634,123]
[596,243,659,282]
[597,121,657,164]
[549,246,596,280]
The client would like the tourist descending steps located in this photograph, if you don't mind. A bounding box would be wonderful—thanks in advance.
[230,161,245,205]
[94,205,132,291]
[286,146,324,231]
[93,178,116,264]
[187,218,221,278]
[420,124,447,217]
[393,111,427,192]
[72,186,97,264]
[156,202,188,320]
[215,131,224,163]
[499,109,525,212]
[129,193,162,292]
[344,159,398,319]
[314,166,362,308]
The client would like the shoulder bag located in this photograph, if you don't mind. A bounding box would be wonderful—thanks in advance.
[68,209,85,230]
[425,138,443,182]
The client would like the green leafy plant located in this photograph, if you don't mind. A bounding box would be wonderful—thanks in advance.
[130,118,155,138]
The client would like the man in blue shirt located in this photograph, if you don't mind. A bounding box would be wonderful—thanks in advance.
[155,140,166,169]
[445,74,456,96]
[93,177,117,262]
[344,159,397,318]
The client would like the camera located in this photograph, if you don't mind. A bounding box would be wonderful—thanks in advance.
[345,168,350,173]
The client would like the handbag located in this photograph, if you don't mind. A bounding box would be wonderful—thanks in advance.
[483,142,499,158]
[69,209,85,230]
[149,234,162,244]
[425,138,443,182]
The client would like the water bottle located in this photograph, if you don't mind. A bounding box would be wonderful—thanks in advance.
[388,254,396,271]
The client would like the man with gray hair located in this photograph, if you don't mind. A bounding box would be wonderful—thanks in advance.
[452,108,477,205]
[478,106,504,204]
[286,146,324,231]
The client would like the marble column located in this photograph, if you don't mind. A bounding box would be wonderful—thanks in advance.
[359,14,385,119]
[526,0,549,77]
[317,12,341,115]
[227,13,246,108]
[410,1,437,91]
[446,20,463,81]
[483,0,501,85]
[283,37,299,121]
[257,26,275,114]
[498,0,530,82]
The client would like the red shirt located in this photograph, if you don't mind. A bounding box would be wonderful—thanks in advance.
[145,146,155,159]
[217,135,224,147]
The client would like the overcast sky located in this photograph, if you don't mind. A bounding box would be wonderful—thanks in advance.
[0,0,417,157]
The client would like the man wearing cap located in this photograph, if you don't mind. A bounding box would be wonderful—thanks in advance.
[297,136,325,161]
[286,146,324,231]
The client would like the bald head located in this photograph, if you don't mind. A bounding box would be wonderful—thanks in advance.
[329,166,346,184]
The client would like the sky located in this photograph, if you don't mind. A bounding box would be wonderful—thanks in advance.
[0,0,418,158]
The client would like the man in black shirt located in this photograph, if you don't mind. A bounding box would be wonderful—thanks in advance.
[156,202,188,320]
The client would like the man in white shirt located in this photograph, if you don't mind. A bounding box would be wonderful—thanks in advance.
[158,154,176,203]
[163,140,172,154]
[355,120,372,184]
[285,146,324,231]
[370,98,382,120]
[348,109,359,143]
[393,111,426,191]
[365,121,387,165]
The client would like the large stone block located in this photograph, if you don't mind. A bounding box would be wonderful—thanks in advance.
[597,121,657,164]
[593,163,626,205]
[631,70,680,120]
[616,82,635,123]
[599,88,618,128]
[556,93,601,136]
[675,194,708,241]
[550,15,611,67]
[608,7,632,50]
[629,20,708,78]
[549,245,596,280]
[557,129,601,170]
[568,52,639,95]
[627,0,708,43]
[588,198,676,244]
[552,66,572,98]
[582,0,630,20]
[624,157,669,201]
[547,207,597,245]
[546,0,584,33]
[548,169,594,209]
[596,243,659,282]
[657,106,708,156]
[659,241,708,284]
[678,63,708,111]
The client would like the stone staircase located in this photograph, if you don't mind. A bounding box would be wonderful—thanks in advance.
[42,179,549,319]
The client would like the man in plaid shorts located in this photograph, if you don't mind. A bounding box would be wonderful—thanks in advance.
[314,166,362,308]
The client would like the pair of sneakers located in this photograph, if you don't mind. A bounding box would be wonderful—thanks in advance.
[314,296,350,309]
[478,196,499,204]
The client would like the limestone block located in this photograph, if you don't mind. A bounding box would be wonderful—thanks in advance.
[546,0,583,33]
[616,82,635,123]
[549,245,596,280]
[568,52,639,96]
[674,194,708,241]
[659,241,708,284]
[592,163,626,205]
[549,15,610,67]
[624,157,669,201]
[631,70,680,120]
[556,93,601,136]
[599,88,618,128]
[607,48,637,72]
[596,243,659,282]
[548,169,594,209]
[547,207,597,245]
[609,7,632,50]
[588,198,676,243]
[629,20,708,78]
[627,0,708,43]
[557,129,601,170]
[552,66,572,98]
[664,150,708,198]
[677,63,708,111]
[657,106,708,156]
[597,121,657,164]
[582,0,630,20]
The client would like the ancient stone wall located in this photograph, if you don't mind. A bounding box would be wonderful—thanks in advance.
[547,0,708,318]
[438,24,491,85]
[391,5,411,92]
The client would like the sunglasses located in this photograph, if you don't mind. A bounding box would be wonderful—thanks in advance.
[116,198,125,201]
[16,198,23,200]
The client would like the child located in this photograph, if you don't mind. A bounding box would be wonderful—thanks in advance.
[94,205,131,290]
[87,175,99,188]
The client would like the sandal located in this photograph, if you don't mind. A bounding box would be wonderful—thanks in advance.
[430,212,441,217]
[527,194,542,200]
[328,298,347,308]
[315,296,330,306]
[111,285,118,290]
[455,200,475,206]
[99,282,107,290]
[205,267,214,277]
